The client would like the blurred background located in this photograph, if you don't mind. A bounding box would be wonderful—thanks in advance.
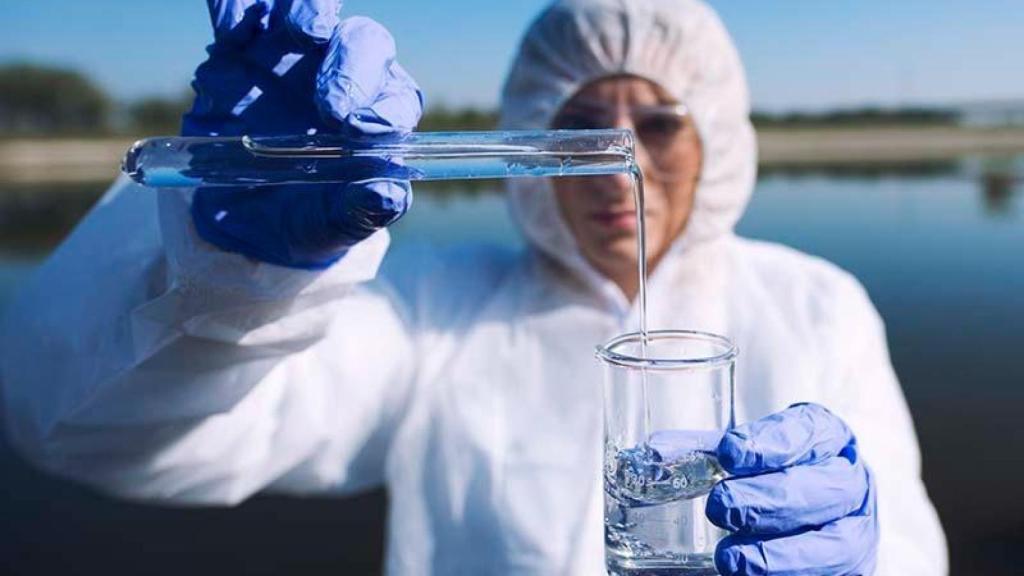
[1,1,1022,574]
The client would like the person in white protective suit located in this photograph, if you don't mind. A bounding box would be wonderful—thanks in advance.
[1,0,947,574]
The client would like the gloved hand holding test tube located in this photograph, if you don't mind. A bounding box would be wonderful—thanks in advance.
[122,129,636,268]
[164,1,430,269]
[127,0,637,269]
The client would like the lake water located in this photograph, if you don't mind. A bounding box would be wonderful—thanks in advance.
[1,161,1022,575]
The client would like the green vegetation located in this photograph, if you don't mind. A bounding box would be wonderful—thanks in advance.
[0,63,193,137]
[0,62,501,136]
[126,93,192,135]
[751,107,959,128]
[0,64,111,135]
[417,106,499,131]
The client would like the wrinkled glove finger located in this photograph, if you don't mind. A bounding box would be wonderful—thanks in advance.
[192,180,409,269]
[706,455,870,534]
[648,429,724,461]
[206,0,267,46]
[326,179,412,246]
[718,403,854,475]
[343,61,424,135]
[715,506,878,576]
[316,16,399,125]
[269,0,341,47]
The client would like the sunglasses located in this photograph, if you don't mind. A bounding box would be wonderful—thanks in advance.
[552,102,697,181]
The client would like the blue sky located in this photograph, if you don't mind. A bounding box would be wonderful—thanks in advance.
[2,1,1022,111]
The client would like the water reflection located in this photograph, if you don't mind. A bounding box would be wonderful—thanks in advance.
[759,157,1022,219]
[981,172,1017,215]
[0,159,1021,256]
[759,158,962,179]
[0,180,107,253]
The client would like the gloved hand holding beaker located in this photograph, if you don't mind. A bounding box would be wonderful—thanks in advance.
[183,0,423,269]
[708,403,879,575]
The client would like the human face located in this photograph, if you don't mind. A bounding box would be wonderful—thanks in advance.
[551,76,702,299]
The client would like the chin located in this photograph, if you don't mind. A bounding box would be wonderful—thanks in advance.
[608,234,642,259]
[588,240,638,270]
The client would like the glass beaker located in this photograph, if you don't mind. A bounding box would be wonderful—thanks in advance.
[596,330,737,576]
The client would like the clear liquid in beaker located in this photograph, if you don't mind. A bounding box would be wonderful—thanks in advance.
[604,438,726,576]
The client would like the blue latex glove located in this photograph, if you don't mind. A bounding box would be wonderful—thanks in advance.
[183,0,423,269]
[707,403,878,575]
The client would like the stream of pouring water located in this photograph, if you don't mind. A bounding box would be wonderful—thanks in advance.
[630,164,653,437]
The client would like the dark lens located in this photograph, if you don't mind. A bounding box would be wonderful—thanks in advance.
[552,111,606,131]
[635,112,694,179]
[636,114,685,143]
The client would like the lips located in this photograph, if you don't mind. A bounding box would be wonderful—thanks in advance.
[590,209,637,230]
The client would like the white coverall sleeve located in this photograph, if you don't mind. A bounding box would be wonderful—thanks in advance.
[0,178,414,505]
[827,277,948,575]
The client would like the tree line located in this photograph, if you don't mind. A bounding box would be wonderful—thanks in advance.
[0,63,501,137]
[0,62,961,138]
[750,108,959,127]
[0,64,191,136]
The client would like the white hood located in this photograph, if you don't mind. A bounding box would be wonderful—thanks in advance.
[499,0,757,293]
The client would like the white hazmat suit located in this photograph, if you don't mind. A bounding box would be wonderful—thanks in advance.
[1,0,946,574]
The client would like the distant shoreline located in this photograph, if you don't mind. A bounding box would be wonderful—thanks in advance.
[757,126,1024,165]
[2,126,1023,185]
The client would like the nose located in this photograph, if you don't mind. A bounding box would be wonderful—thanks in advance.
[601,171,634,195]
[589,171,635,207]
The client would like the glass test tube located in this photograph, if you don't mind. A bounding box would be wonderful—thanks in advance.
[122,129,635,188]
